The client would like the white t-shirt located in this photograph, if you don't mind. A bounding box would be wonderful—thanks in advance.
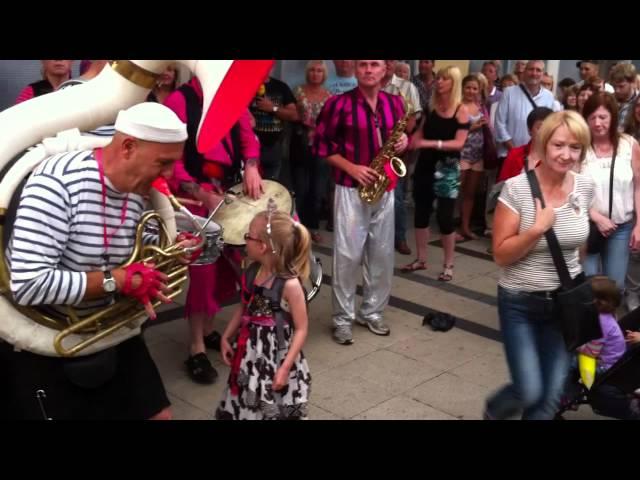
[580,134,636,224]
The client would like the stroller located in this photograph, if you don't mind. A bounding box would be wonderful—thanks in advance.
[556,310,640,420]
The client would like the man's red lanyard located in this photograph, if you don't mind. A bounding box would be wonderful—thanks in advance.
[94,148,129,270]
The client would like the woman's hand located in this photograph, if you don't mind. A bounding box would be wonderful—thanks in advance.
[470,117,487,131]
[625,330,640,345]
[594,215,617,238]
[630,225,640,251]
[409,134,428,151]
[532,198,555,235]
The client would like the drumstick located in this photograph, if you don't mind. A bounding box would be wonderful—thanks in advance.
[195,196,229,237]
[224,190,260,209]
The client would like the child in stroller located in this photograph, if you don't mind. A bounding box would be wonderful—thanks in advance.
[558,276,640,419]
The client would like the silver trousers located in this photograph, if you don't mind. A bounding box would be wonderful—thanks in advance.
[332,185,394,327]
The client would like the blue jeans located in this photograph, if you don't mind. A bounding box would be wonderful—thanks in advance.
[583,221,633,291]
[394,175,407,244]
[486,286,571,420]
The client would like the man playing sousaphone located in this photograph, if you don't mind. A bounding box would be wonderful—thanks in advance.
[0,103,195,420]
[314,60,408,345]
[165,77,263,384]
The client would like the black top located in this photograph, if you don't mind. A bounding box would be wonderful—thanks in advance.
[249,77,296,147]
[418,105,470,166]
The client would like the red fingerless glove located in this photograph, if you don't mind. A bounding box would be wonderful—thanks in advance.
[122,263,170,319]
[176,231,203,263]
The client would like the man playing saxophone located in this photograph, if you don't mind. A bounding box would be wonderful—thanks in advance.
[0,103,191,420]
[314,60,408,345]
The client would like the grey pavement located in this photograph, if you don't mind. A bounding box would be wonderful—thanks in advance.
[145,221,608,420]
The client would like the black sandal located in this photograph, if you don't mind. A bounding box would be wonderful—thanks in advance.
[438,265,454,282]
[401,259,427,273]
[185,352,218,384]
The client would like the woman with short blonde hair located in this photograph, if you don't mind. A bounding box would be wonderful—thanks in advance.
[485,110,595,420]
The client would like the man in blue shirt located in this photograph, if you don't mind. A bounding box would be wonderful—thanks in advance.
[495,60,559,159]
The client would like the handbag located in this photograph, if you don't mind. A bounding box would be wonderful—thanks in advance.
[482,123,498,170]
[526,170,602,351]
[586,147,617,254]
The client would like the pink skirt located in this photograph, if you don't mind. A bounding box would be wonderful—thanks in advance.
[184,247,242,318]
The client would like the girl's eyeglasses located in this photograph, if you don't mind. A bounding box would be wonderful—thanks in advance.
[244,233,262,243]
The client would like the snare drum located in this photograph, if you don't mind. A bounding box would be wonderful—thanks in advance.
[174,212,224,265]
[305,251,323,303]
[213,180,293,246]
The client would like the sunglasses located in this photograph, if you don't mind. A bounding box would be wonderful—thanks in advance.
[244,233,262,243]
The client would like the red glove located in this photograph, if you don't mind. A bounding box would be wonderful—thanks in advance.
[122,262,171,320]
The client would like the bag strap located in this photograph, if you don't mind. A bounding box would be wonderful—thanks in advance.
[268,277,289,354]
[519,84,538,110]
[525,169,573,289]
[606,146,617,218]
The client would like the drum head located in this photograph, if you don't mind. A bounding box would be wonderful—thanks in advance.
[213,180,293,246]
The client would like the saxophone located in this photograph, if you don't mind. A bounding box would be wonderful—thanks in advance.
[358,95,410,204]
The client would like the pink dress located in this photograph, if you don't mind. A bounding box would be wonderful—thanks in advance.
[164,78,260,317]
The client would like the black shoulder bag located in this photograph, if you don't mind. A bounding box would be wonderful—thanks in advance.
[526,170,602,351]
[519,84,538,109]
[586,147,617,254]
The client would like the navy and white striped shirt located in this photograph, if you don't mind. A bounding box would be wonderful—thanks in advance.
[7,150,147,317]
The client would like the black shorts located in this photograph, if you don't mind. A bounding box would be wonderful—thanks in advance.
[0,335,170,420]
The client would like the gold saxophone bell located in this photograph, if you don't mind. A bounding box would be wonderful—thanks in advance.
[389,156,407,178]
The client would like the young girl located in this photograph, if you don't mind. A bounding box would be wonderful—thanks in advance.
[576,276,626,376]
[215,207,312,420]
[563,276,625,401]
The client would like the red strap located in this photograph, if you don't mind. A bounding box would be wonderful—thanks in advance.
[95,148,129,261]
[229,320,251,396]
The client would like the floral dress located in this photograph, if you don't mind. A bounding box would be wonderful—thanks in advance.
[215,264,311,420]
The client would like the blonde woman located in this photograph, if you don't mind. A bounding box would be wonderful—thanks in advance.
[485,111,593,420]
[458,74,489,240]
[292,60,332,243]
[403,66,470,281]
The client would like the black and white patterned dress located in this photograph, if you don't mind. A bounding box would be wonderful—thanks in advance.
[215,269,311,420]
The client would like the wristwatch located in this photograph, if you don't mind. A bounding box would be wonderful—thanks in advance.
[103,270,117,294]
[272,105,279,114]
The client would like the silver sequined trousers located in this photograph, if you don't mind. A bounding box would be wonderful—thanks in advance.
[332,185,394,327]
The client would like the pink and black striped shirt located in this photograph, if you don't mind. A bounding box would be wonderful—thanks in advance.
[313,87,405,188]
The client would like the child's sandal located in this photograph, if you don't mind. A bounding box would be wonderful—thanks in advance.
[438,264,454,282]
